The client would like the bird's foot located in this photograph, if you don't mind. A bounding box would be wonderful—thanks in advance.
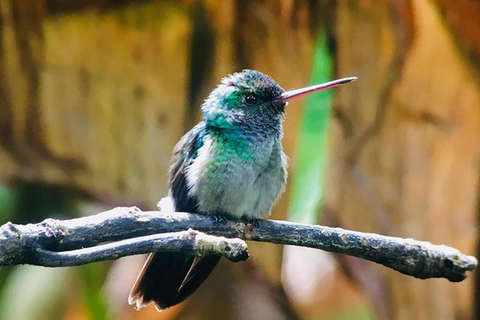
[211,214,228,224]
[245,217,260,228]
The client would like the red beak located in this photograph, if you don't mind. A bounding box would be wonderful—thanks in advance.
[279,77,357,102]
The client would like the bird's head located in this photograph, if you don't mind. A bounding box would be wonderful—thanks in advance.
[202,69,285,134]
[202,69,356,135]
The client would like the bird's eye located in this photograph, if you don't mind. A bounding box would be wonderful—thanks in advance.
[244,94,258,105]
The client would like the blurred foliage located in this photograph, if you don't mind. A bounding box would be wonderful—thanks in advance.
[0,0,479,320]
[0,183,109,320]
[78,264,111,320]
[287,31,333,224]
[0,183,81,222]
[0,185,17,221]
[322,304,374,320]
[0,265,71,320]
[283,30,375,320]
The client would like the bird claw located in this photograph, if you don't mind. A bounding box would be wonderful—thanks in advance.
[245,217,260,228]
[212,214,228,224]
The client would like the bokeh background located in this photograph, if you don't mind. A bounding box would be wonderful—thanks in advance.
[0,1,479,319]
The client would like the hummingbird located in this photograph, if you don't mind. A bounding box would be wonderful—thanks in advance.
[128,69,356,311]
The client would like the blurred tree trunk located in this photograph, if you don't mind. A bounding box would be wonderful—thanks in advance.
[0,1,478,320]
[0,1,320,319]
[330,1,479,320]
[0,0,192,206]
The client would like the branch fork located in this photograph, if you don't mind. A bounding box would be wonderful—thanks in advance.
[0,206,476,282]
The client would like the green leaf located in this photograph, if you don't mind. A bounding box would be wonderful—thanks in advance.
[287,31,334,224]
[78,263,112,320]
[0,185,18,221]
[319,303,377,320]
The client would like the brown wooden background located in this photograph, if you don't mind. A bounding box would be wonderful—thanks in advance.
[0,1,479,320]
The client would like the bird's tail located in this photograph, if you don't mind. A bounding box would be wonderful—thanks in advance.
[128,252,221,311]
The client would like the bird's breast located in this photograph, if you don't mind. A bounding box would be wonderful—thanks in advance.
[186,134,287,219]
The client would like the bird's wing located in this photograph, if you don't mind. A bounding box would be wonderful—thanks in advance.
[129,121,220,311]
[169,121,206,213]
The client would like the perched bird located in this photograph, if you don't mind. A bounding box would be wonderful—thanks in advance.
[128,69,356,311]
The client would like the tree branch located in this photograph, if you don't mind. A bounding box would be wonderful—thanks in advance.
[33,230,249,267]
[0,206,476,282]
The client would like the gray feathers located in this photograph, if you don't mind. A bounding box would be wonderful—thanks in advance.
[129,69,288,311]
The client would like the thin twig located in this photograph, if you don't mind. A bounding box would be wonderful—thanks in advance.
[0,206,476,282]
[34,229,249,267]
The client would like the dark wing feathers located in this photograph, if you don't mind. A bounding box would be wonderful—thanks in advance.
[173,255,221,304]
[129,122,220,310]
[169,122,206,213]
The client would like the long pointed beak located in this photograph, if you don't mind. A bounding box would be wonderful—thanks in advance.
[279,76,357,102]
